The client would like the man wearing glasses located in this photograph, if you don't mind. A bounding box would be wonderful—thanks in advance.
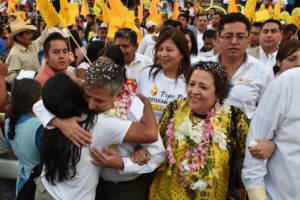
[207,13,274,119]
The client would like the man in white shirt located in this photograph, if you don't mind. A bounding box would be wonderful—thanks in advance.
[90,22,108,43]
[33,58,159,199]
[199,29,218,58]
[196,13,209,51]
[249,22,263,48]
[247,19,281,68]
[95,94,165,200]
[145,21,157,36]
[137,21,157,55]
[207,13,274,119]
[242,67,300,200]
[114,28,153,88]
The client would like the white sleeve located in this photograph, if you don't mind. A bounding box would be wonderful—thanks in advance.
[127,96,144,122]
[258,67,274,103]
[91,115,133,149]
[144,46,155,60]
[137,37,147,54]
[33,100,55,129]
[77,62,90,70]
[120,134,166,174]
[136,68,149,93]
[32,27,49,52]
[242,75,287,193]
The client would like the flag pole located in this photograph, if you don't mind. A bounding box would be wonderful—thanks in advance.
[58,15,92,65]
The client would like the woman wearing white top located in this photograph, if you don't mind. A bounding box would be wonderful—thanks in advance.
[181,28,206,66]
[137,29,191,122]
[34,59,158,200]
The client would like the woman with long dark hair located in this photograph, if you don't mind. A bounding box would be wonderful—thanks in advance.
[181,28,206,65]
[137,29,191,122]
[40,73,92,185]
[5,79,42,195]
[35,59,158,199]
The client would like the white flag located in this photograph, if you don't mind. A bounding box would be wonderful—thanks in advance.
[21,0,27,5]
[0,3,6,12]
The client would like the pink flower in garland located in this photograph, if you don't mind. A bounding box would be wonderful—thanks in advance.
[166,118,176,165]
[104,84,135,120]
[166,102,229,191]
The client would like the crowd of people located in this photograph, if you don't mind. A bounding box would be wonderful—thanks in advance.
[0,0,300,200]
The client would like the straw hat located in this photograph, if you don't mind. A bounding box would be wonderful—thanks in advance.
[9,19,37,38]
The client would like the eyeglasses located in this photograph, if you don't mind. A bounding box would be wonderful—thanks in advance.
[220,34,248,42]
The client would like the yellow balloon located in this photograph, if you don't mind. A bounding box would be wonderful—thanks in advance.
[286,16,292,24]
[144,0,151,8]
[291,7,300,17]
[280,11,290,21]
[205,6,227,14]
[93,6,101,16]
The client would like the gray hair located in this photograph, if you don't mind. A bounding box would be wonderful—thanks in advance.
[85,58,124,96]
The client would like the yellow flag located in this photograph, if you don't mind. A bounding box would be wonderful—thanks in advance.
[107,15,124,38]
[7,0,18,16]
[106,0,142,42]
[273,0,282,20]
[36,0,60,27]
[268,4,274,16]
[108,0,127,18]
[255,9,271,22]
[17,11,26,20]
[25,19,31,25]
[125,10,142,43]
[59,0,69,27]
[93,0,103,16]
[172,0,179,20]
[258,3,266,12]
[227,0,238,13]
[36,1,40,11]
[149,0,158,20]
[193,2,203,13]
[94,0,104,7]
[107,0,127,39]
[244,0,258,21]
[80,0,90,17]
[67,3,79,26]
[137,0,143,22]
[102,2,111,23]
[149,0,162,23]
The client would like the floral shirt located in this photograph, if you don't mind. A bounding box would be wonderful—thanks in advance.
[150,99,249,200]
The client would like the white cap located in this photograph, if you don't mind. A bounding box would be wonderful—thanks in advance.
[146,21,157,29]
[100,22,108,28]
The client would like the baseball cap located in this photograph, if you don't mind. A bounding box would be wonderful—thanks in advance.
[146,21,157,29]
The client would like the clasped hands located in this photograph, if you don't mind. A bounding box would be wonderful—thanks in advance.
[90,146,151,169]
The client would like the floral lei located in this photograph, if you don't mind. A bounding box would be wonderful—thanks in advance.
[166,101,229,192]
[104,84,134,119]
